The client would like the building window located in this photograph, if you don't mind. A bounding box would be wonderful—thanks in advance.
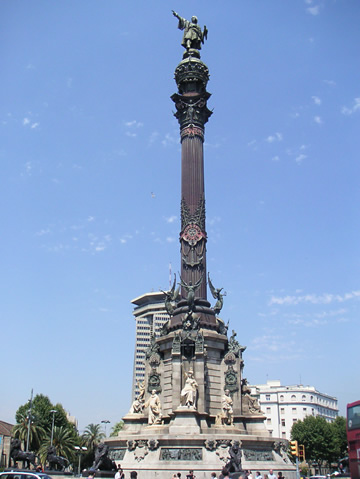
[266,394,271,401]
[280,395,284,402]
[282,432,286,438]
[292,408,297,414]
[266,407,271,414]
[310,396,313,402]
[291,394,296,401]
[293,418,298,423]
[280,408,285,415]
[281,419,286,427]
[312,408,315,415]
[267,418,272,425]
[302,395,306,402]
[303,408,307,413]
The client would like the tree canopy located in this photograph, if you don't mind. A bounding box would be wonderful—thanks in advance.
[110,421,124,437]
[291,415,347,470]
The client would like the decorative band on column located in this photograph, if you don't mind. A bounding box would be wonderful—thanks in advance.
[180,125,204,141]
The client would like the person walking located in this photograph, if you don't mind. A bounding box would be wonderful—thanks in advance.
[256,472,263,479]
[268,470,276,479]
[221,469,230,479]
[115,465,124,479]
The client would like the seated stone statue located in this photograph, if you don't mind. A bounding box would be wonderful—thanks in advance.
[241,378,262,414]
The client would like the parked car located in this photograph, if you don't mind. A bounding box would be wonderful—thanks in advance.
[0,472,53,479]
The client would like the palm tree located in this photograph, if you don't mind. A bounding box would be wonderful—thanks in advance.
[13,413,46,452]
[82,424,105,451]
[38,426,77,465]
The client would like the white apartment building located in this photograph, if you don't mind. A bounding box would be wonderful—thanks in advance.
[250,380,338,440]
[131,291,169,402]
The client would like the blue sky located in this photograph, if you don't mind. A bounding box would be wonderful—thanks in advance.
[1,0,359,433]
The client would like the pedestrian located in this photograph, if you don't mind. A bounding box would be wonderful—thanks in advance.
[268,470,276,479]
[186,471,196,479]
[172,474,178,479]
[221,468,230,479]
[177,474,181,479]
[130,472,138,479]
[278,472,284,479]
[115,465,125,479]
[256,472,263,479]
[264,474,269,479]
[248,471,254,479]
[211,473,217,478]
[88,470,96,479]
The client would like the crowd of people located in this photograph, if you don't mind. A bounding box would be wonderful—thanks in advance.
[102,465,285,479]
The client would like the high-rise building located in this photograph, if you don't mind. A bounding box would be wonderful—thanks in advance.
[131,292,169,402]
[250,380,338,439]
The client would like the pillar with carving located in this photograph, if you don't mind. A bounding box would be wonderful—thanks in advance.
[171,49,212,301]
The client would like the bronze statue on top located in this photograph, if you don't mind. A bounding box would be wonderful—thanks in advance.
[172,11,208,51]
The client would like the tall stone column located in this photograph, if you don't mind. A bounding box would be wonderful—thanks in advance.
[171,50,212,301]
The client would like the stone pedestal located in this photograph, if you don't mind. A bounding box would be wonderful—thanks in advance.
[169,407,201,434]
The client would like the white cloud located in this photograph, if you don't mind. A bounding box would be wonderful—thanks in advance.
[271,156,280,162]
[149,131,159,145]
[341,98,360,116]
[266,132,283,143]
[162,133,178,147]
[126,131,137,138]
[125,120,143,128]
[23,118,30,126]
[295,154,307,164]
[31,122,39,129]
[312,96,321,105]
[36,228,51,236]
[165,215,177,223]
[269,290,360,306]
[307,5,320,15]
[323,79,336,87]
[166,236,176,243]
[314,116,323,125]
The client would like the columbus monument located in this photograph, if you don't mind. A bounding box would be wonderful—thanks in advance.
[106,13,295,479]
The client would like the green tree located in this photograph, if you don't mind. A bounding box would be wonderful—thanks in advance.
[16,394,70,434]
[331,416,347,460]
[81,424,105,470]
[38,426,77,465]
[110,421,124,437]
[291,415,335,471]
[82,424,105,451]
[12,412,46,452]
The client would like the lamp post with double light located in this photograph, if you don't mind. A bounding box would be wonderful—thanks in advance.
[101,420,110,438]
[74,446,87,476]
[50,409,57,447]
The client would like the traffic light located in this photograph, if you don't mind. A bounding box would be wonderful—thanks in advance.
[290,440,299,456]
[299,444,305,461]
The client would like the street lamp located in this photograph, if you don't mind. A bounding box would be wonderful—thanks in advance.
[50,409,57,447]
[101,420,110,437]
[74,446,87,476]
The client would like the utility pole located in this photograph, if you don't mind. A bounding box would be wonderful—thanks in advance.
[25,389,33,452]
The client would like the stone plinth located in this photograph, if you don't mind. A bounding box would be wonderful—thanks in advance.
[168,407,201,434]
